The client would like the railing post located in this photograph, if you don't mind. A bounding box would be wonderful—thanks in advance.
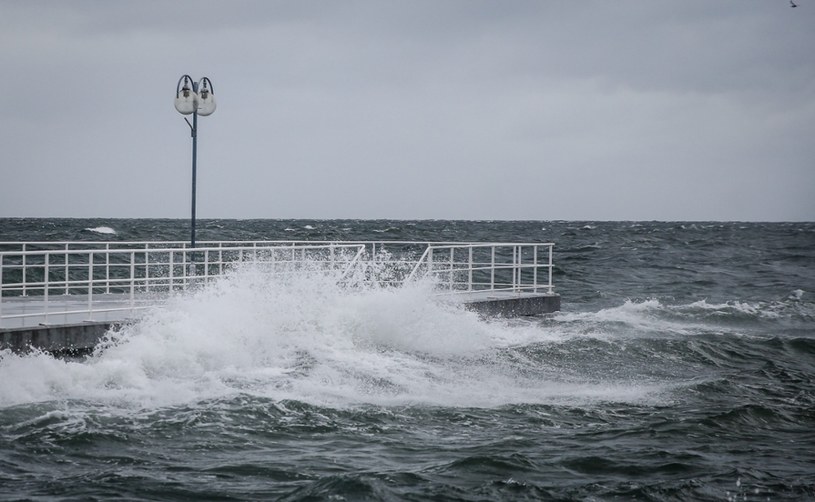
[182,248,188,291]
[517,245,522,293]
[105,245,111,294]
[64,250,69,295]
[88,251,94,320]
[205,249,210,284]
[491,246,495,290]
[145,248,151,294]
[22,249,27,297]
[43,252,50,323]
[449,247,454,291]
[511,246,517,292]
[169,250,175,292]
[468,246,473,291]
[548,244,553,294]
[130,251,136,304]
[533,245,539,294]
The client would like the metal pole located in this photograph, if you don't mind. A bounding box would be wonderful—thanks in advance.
[191,107,198,249]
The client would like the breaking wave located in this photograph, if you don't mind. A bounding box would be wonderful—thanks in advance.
[84,226,117,235]
[0,262,669,410]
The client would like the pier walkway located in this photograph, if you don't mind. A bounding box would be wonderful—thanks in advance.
[1,240,560,353]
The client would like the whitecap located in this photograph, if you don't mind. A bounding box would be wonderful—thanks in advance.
[788,289,805,301]
[85,226,116,235]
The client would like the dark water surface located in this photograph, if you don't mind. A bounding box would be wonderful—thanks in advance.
[1,219,814,501]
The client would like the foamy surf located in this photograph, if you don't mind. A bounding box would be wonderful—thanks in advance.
[84,226,116,235]
[552,296,815,341]
[0,263,664,410]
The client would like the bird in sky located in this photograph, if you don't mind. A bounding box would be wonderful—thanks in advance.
[790,0,798,7]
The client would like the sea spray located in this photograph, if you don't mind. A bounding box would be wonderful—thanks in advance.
[1,260,665,410]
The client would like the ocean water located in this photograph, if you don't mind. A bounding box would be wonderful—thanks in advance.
[0,219,813,501]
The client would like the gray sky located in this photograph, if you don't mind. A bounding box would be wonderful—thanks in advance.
[1,0,813,221]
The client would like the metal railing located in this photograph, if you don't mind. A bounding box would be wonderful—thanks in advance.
[407,243,554,295]
[0,243,365,328]
[0,241,554,328]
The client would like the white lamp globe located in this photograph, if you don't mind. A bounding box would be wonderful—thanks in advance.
[197,90,216,116]
[174,87,198,115]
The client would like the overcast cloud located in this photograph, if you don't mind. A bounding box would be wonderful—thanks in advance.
[0,0,813,221]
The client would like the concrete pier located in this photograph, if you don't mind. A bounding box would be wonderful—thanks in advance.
[462,292,561,317]
[0,321,120,356]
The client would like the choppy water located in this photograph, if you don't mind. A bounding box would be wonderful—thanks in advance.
[1,219,813,501]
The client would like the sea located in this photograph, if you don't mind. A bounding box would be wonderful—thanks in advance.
[0,218,813,501]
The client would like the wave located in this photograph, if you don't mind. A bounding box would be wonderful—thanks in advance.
[2,264,808,412]
[0,263,667,410]
[84,226,116,235]
[555,295,814,337]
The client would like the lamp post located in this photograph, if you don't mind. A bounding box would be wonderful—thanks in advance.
[175,75,216,248]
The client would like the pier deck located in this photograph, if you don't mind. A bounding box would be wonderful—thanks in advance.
[1,240,560,354]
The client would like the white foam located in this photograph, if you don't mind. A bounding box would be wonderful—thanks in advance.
[0,264,665,410]
[85,226,116,235]
[789,289,805,301]
[554,298,664,328]
[552,298,727,339]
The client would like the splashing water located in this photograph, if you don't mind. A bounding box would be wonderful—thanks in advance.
[0,261,666,410]
[84,226,117,235]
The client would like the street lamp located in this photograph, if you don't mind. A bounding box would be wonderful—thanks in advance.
[175,75,216,248]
